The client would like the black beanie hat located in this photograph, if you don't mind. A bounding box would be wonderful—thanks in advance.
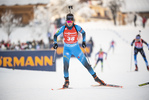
[66,13,74,21]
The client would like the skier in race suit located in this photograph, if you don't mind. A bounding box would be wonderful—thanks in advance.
[53,13,106,88]
[131,34,149,71]
[108,40,115,53]
[94,48,107,72]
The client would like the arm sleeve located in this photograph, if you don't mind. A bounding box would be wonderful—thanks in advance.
[54,26,65,43]
[131,39,135,46]
[95,52,99,57]
[104,52,107,57]
[75,25,86,42]
[142,39,148,46]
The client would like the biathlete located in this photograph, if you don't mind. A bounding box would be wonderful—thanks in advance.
[131,34,149,71]
[53,13,106,88]
[94,48,107,72]
[108,40,115,53]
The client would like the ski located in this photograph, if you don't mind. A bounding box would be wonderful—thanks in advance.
[51,87,72,90]
[138,82,149,86]
[51,84,123,91]
[92,84,123,88]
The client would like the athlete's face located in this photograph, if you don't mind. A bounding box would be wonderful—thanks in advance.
[136,39,140,42]
[66,20,73,27]
[136,36,140,42]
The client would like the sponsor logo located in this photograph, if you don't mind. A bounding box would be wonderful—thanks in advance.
[0,56,53,67]
[65,32,76,35]
[64,55,69,60]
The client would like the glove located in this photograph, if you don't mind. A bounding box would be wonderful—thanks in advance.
[53,43,58,49]
[82,41,86,48]
[131,43,133,46]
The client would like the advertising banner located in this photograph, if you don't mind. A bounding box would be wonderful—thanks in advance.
[0,50,56,71]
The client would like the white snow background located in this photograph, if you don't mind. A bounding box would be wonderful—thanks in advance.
[0,20,149,100]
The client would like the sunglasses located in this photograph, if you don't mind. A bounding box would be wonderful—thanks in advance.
[136,36,140,39]
[67,20,73,23]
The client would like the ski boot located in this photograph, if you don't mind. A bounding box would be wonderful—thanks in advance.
[135,65,138,71]
[93,73,106,85]
[63,77,69,88]
[94,76,106,85]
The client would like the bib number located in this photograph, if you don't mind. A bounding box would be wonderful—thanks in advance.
[136,43,141,47]
[67,37,75,41]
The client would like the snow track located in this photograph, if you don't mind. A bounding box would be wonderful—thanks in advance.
[0,21,149,100]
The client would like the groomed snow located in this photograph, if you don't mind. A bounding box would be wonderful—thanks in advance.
[0,20,149,100]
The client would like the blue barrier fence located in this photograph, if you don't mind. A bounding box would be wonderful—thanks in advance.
[0,50,56,71]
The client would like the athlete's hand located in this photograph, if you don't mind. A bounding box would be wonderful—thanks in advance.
[82,42,86,48]
[53,43,58,49]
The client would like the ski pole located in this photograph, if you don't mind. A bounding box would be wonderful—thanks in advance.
[130,46,133,71]
[53,49,57,64]
[84,48,91,65]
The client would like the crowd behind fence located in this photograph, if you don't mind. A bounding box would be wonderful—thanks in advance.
[0,39,46,51]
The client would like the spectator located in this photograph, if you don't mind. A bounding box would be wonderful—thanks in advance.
[39,39,45,49]
[10,42,15,50]
[32,40,36,49]
[36,41,40,50]
[5,40,11,50]
[1,40,6,50]
[134,14,137,27]
[61,17,66,26]
[47,32,51,43]
[88,37,94,47]
[142,16,147,28]
[0,39,46,51]
[15,44,20,50]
